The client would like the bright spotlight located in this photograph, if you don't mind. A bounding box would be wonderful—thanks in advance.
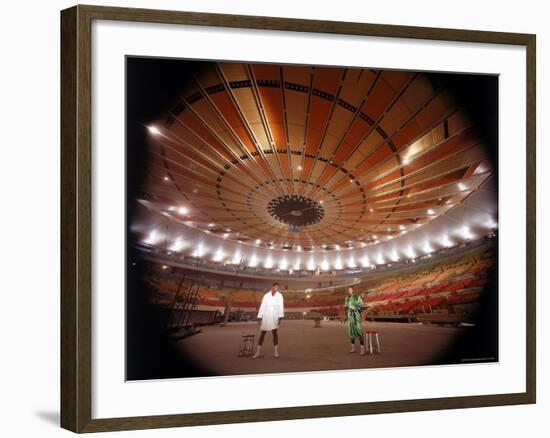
[169,238,185,252]
[193,244,206,258]
[148,126,161,135]
[144,230,160,245]
[360,255,370,267]
[441,234,453,247]
[213,248,225,262]
[248,254,258,268]
[461,225,473,240]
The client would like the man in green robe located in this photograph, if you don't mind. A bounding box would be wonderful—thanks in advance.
[344,286,365,355]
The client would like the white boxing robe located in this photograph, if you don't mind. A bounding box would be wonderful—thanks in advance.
[257,290,284,331]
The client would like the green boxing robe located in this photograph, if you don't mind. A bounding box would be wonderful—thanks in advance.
[345,294,364,340]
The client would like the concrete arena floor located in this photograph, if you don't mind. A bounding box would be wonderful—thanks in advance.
[175,320,465,376]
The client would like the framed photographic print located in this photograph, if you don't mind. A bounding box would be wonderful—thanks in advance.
[60,4,536,433]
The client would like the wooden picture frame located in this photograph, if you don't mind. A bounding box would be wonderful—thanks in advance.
[60,4,536,433]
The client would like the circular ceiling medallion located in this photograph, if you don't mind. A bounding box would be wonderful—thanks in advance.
[268,195,325,231]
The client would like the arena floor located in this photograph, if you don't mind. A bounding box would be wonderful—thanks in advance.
[175,319,467,377]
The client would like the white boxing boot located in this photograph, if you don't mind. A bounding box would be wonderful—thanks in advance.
[360,345,365,355]
[349,343,355,353]
[274,345,279,358]
[252,345,262,359]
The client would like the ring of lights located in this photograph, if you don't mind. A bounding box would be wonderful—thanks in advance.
[145,63,496,255]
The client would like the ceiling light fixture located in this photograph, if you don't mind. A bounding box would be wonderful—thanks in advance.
[264,256,273,269]
[439,234,451,247]
[213,248,225,262]
[248,254,258,268]
[461,225,473,240]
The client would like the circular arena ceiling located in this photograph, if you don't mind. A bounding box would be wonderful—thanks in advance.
[138,62,495,254]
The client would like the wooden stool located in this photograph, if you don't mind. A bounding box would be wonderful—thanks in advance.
[365,330,381,354]
[238,334,255,357]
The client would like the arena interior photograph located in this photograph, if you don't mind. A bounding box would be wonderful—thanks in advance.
[125,57,499,381]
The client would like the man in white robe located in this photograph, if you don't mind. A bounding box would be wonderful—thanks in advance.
[252,282,284,358]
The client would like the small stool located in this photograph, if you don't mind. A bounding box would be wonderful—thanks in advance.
[238,334,255,357]
[365,330,381,354]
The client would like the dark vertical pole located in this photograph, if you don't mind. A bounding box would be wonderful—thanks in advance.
[179,281,193,327]
[222,256,243,326]
[184,284,199,327]
[166,272,185,330]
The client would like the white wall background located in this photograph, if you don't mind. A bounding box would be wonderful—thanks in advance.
[0,0,546,436]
